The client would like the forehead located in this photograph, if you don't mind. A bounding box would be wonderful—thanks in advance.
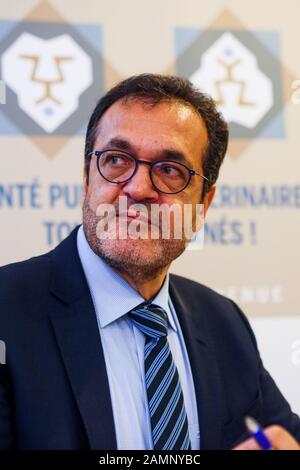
[94,98,208,162]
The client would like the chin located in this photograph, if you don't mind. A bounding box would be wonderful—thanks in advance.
[95,236,186,277]
[99,238,165,265]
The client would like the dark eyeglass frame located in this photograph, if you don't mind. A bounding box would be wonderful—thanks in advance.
[88,148,209,195]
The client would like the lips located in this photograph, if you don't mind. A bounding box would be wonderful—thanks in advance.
[117,213,152,225]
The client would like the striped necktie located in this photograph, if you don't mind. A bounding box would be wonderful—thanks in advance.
[127,302,191,450]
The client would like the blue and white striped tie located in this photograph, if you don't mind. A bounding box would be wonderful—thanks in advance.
[128,302,191,450]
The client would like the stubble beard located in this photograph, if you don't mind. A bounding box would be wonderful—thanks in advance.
[82,195,187,282]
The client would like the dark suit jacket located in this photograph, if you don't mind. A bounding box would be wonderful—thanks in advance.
[0,226,299,450]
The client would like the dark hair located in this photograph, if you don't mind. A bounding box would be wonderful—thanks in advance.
[84,73,229,195]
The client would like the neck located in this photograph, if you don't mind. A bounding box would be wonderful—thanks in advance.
[111,265,169,301]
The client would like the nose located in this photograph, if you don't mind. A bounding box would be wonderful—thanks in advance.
[122,162,159,202]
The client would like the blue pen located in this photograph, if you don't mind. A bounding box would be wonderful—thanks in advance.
[245,416,273,450]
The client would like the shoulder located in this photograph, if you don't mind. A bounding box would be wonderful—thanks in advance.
[170,272,236,313]
[0,254,56,352]
[0,226,79,300]
[169,272,258,349]
[0,251,52,291]
[170,272,225,301]
[0,251,54,326]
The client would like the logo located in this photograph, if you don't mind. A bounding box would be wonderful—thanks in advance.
[190,32,273,129]
[175,10,291,156]
[0,3,103,156]
[2,32,93,133]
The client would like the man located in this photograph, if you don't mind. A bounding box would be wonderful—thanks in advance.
[0,74,299,450]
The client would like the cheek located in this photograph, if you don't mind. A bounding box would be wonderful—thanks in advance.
[172,192,202,227]
[171,189,199,209]
[85,172,121,210]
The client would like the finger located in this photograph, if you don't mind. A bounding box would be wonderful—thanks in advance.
[233,437,263,450]
[264,426,300,450]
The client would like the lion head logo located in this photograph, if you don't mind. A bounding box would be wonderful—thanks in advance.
[2,32,93,132]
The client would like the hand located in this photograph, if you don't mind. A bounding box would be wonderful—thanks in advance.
[233,425,300,450]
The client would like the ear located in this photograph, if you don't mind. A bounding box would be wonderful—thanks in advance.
[193,185,216,234]
[82,162,88,200]
[202,185,216,218]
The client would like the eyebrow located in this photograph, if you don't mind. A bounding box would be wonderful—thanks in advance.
[103,137,193,167]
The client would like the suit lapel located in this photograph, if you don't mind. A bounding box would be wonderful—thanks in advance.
[47,226,223,450]
[48,227,117,450]
[169,275,224,450]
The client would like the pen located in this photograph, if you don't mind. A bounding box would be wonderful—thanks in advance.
[245,416,272,450]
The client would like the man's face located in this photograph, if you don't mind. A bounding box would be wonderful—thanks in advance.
[82,98,215,279]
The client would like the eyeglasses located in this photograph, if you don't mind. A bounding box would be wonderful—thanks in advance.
[88,149,208,194]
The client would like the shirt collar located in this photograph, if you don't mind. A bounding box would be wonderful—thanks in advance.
[76,225,177,332]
